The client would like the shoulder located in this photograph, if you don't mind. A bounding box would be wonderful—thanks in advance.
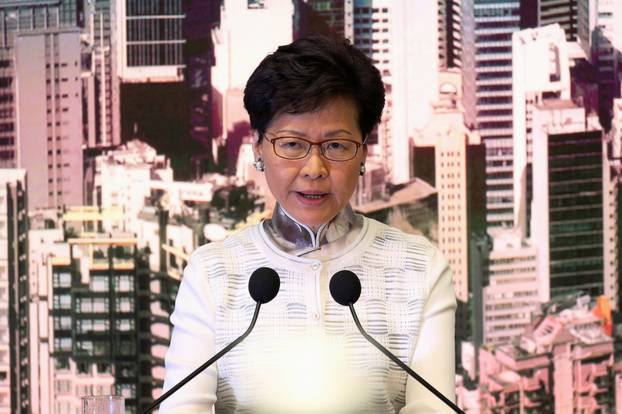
[362,216,440,261]
[187,224,260,269]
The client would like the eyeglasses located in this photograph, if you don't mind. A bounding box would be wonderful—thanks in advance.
[264,134,362,162]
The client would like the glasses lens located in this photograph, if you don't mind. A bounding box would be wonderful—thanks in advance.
[322,140,358,161]
[273,137,310,159]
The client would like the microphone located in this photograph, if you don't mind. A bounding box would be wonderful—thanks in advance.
[143,267,280,413]
[329,270,465,414]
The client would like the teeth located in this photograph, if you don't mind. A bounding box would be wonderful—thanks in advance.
[302,194,324,199]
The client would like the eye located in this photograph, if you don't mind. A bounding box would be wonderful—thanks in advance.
[325,141,347,150]
[277,138,304,149]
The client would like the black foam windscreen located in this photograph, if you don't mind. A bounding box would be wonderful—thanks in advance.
[248,267,280,304]
[329,270,361,306]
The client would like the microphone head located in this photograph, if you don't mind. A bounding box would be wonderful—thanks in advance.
[248,267,280,304]
[329,270,361,306]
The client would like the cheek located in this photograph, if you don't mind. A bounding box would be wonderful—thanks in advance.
[265,164,298,195]
[332,169,360,200]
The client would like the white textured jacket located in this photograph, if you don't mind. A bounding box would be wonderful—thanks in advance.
[161,216,457,413]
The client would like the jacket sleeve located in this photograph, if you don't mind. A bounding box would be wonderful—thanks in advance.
[401,247,457,414]
[159,253,218,413]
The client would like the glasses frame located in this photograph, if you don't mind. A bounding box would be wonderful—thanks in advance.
[263,134,363,162]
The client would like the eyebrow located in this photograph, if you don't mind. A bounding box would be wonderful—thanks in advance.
[274,129,354,137]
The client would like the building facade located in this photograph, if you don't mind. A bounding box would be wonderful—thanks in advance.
[512,24,571,235]
[531,100,608,301]
[462,0,537,230]
[483,229,539,346]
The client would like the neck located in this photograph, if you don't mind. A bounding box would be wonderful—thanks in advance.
[263,203,361,257]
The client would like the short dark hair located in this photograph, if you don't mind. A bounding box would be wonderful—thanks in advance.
[243,35,385,141]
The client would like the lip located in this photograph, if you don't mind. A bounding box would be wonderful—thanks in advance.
[296,190,329,195]
[294,191,330,206]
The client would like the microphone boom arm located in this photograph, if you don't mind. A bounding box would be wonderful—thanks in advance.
[348,303,465,414]
[143,303,262,413]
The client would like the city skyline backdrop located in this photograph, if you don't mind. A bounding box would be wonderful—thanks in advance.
[0,0,620,413]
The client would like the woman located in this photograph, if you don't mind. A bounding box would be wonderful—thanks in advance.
[161,35,456,413]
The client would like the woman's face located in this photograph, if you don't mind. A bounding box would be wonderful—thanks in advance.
[253,97,367,230]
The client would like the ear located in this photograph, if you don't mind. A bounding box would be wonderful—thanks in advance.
[252,131,262,160]
[361,143,368,163]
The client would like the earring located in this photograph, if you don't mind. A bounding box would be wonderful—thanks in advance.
[359,163,366,176]
[254,158,265,172]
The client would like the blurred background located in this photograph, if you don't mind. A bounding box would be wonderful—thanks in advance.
[1,0,621,412]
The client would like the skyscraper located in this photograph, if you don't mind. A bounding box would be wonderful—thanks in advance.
[14,28,84,210]
[438,0,462,68]
[49,227,152,413]
[0,1,82,168]
[577,0,622,129]
[0,169,27,413]
[351,0,439,184]
[86,0,120,147]
[512,24,571,235]
[211,0,294,174]
[531,99,607,301]
[462,0,537,230]
[539,0,578,40]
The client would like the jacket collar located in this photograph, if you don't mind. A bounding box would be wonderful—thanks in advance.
[262,203,361,257]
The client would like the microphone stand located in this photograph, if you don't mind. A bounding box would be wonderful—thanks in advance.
[348,303,465,414]
[143,304,262,413]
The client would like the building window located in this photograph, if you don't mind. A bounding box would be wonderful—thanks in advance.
[115,275,134,292]
[53,294,71,310]
[91,276,108,292]
[115,297,134,313]
[53,271,72,288]
[54,316,72,330]
[116,319,134,331]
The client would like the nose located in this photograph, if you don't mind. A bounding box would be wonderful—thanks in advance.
[300,145,328,179]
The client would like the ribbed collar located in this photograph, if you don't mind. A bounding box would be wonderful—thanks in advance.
[262,203,362,257]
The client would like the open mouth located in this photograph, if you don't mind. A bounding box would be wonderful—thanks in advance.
[297,192,328,200]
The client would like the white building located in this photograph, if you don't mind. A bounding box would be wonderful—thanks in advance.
[512,24,571,235]
[211,0,294,140]
[351,0,439,184]
[94,140,239,234]
[114,0,185,83]
[483,229,539,346]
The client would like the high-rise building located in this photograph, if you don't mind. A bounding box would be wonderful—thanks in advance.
[0,170,27,413]
[183,1,221,172]
[577,0,622,129]
[606,97,622,309]
[531,99,608,301]
[438,0,462,69]
[211,0,294,174]
[462,0,537,230]
[49,227,151,413]
[512,24,571,235]
[27,224,69,413]
[305,0,350,39]
[351,0,439,184]
[14,28,84,211]
[482,229,539,346]
[85,0,120,147]
[0,1,82,168]
[114,0,184,83]
[539,0,578,40]
[412,76,485,303]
